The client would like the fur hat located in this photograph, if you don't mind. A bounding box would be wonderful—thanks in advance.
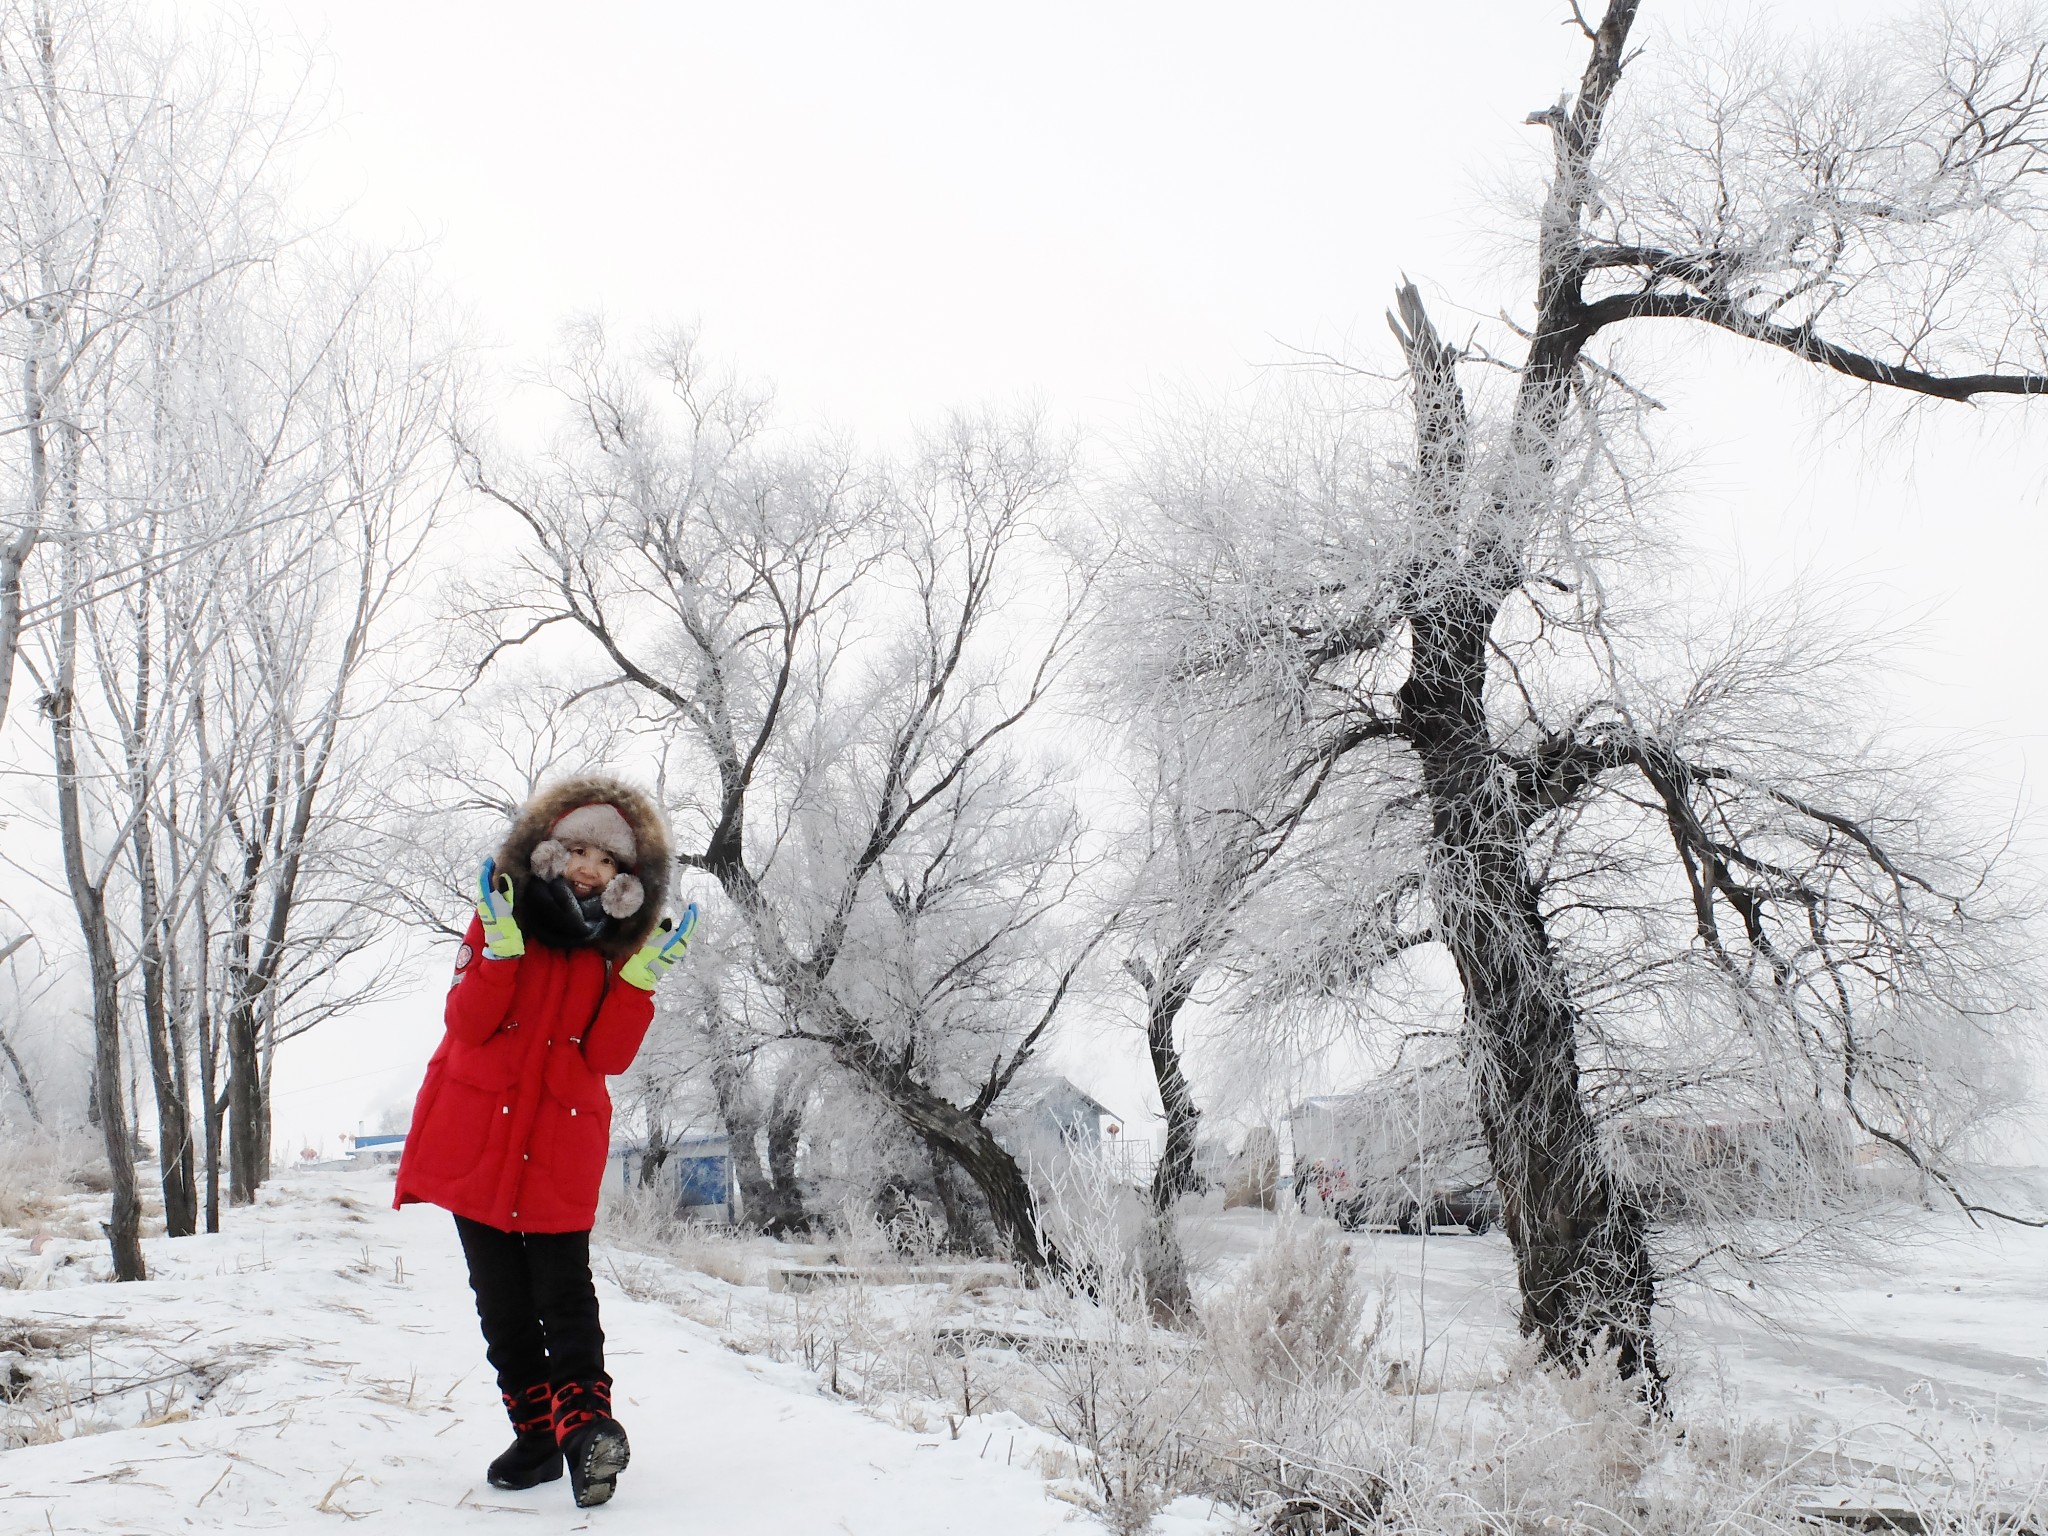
[496,775,671,958]
[530,803,644,916]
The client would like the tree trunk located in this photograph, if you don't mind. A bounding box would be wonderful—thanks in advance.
[0,1020,40,1124]
[257,1006,275,1172]
[195,895,223,1233]
[1144,979,1202,1210]
[134,822,198,1236]
[0,935,41,1122]
[0,538,29,735]
[924,1139,975,1253]
[1,316,50,736]
[1385,265,1663,1396]
[204,1091,224,1232]
[226,994,263,1204]
[702,1020,792,1232]
[1398,603,1660,1391]
[847,1050,1050,1270]
[762,1064,810,1234]
[42,398,146,1280]
[1411,713,1659,1389]
[1135,962,1199,1319]
[47,690,146,1282]
[637,1106,671,1190]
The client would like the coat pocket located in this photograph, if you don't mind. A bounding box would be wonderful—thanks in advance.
[532,1048,612,1199]
[411,1074,505,1184]
[544,1047,609,1111]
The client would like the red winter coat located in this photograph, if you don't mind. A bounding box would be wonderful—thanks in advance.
[392,917,654,1231]
[395,775,672,1234]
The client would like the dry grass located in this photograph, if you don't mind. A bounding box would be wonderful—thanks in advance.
[0,1125,111,1234]
[602,1177,2048,1535]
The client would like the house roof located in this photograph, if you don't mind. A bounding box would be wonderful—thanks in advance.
[1014,1074,1125,1127]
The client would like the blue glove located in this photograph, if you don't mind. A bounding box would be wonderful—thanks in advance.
[475,857,524,960]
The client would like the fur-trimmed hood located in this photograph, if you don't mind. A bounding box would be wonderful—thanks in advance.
[496,775,672,960]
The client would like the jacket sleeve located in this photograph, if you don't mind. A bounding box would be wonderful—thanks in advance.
[580,971,656,1076]
[444,914,521,1047]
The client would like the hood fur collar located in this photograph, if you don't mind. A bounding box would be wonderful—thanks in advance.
[496,775,671,960]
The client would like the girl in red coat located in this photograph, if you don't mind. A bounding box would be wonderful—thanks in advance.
[395,776,697,1508]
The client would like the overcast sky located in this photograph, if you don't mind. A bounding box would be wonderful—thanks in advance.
[199,0,2048,1153]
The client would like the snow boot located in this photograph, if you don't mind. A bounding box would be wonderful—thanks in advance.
[488,1383,563,1490]
[553,1379,630,1508]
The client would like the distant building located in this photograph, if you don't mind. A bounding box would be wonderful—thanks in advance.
[345,1133,406,1165]
[993,1075,1152,1185]
[613,1134,736,1223]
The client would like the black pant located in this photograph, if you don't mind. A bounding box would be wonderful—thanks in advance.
[453,1216,607,1399]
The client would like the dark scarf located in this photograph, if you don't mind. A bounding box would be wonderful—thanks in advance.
[520,876,616,952]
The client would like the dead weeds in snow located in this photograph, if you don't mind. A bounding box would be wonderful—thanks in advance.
[592,1186,2048,1536]
[0,1317,288,1450]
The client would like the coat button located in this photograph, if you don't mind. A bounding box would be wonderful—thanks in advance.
[502,1105,509,1114]
[511,1211,518,1219]
[570,1108,577,1117]
[523,1153,529,1161]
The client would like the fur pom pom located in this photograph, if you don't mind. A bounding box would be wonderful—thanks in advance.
[601,873,644,918]
[530,839,570,879]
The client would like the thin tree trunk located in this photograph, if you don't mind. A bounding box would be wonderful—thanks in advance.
[46,587,147,1282]
[0,537,31,735]
[225,780,271,1206]
[1136,964,1198,1320]
[257,1001,275,1170]
[200,1012,223,1232]
[135,824,197,1234]
[762,1064,810,1235]
[1,324,49,735]
[194,885,223,1232]
[226,994,263,1203]
[924,1139,973,1253]
[128,587,197,1234]
[0,1020,40,1124]
[1141,972,1202,1210]
[704,1015,777,1230]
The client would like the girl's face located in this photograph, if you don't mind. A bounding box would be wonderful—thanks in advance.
[561,840,619,899]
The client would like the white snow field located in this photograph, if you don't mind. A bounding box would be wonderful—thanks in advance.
[4,1168,2047,1532]
[1186,1196,2048,1495]
[0,1170,1216,1536]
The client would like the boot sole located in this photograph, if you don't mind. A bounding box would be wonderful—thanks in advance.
[570,1425,631,1508]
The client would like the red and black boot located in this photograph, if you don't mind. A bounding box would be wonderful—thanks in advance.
[487,1382,563,1490]
[553,1377,630,1508]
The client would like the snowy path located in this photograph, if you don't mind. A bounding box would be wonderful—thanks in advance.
[0,1173,1082,1535]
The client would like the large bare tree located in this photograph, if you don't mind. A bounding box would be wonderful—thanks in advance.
[465,324,1102,1265]
[1118,0,2048,1393]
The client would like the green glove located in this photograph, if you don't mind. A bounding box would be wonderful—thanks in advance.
[620,902,699,991]
[475,857,524,960]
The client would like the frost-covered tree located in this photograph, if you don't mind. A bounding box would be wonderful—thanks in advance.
[1116,0,2048,1393]
[463,325,1102,1264]
[5,0,329,1275]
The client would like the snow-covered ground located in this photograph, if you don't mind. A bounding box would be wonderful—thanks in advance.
[4,1169,2046,1532]
[0,1170,1222,1535]
[1185,1196,2048,1490]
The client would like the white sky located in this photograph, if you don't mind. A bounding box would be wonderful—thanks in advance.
[184,0,2048,1155]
